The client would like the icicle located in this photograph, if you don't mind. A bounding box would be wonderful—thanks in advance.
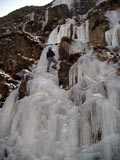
[105,25,120,47]
[42,9,49,29]
[47,27,59,45]
[45,9,48,24]
[105,30,112,46]
[85,20,89,42]
[57,24,71,43]
[47,24,72,45]
[76,20,89,43]
[112,25,120,46]
[30,12,35,21]
[105,10,120,46]
[72,26,76,39]
[76,24,86,41]
[0,90,18,138]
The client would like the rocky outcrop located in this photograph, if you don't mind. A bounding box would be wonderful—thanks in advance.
[59,37,72,60]
[73,0,96,15]
[58,37,81,89]
[89,0,120,47]
[0,30,42,106]
[0,71,18,108]
[0,32,43,78]
[44,4,71,31]
[18,74,31,99]
[89,2,109,46]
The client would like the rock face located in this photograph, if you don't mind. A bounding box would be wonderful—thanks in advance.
[89,2,109,46]
[0,71,17,108]
[44,4,71,31]
[0,32,43,78]
[18,74,31,100]
[52,0,97,15]
[73,0,96,15]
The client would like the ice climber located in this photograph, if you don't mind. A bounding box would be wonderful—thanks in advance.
[46,46,57,72]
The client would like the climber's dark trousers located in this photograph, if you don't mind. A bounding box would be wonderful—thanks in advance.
[47,57,57,72]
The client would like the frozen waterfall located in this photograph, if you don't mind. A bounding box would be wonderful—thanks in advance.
[69,52,120,139]
[0,44,80,160]
[47,19,89,45]
[0,14,120,160]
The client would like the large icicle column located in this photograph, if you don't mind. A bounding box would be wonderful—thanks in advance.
[47,18,89,44]
[105,10,120,46]
[69,51,120,159]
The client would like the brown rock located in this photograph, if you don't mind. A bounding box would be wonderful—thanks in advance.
[44,4,71,31]
[0,72,17,108]
[89,14,109,46]
[18,74,31,99]
[58,37,81,88]
[58,61,71,88]
[59,37,72,60]
[117,67,120,76]
[0,32,43,78]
